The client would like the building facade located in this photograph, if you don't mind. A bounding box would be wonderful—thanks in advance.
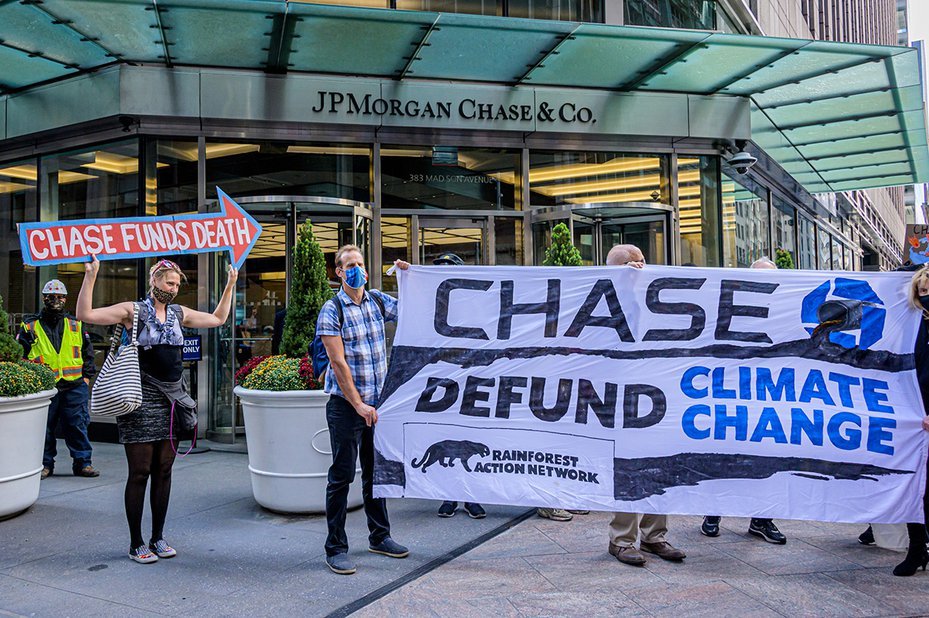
[0,0,924,442]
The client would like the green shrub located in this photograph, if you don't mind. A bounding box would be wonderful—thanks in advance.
[775,248,795,270]
[543,222,583,266]
[0,361,56,397]
[280,220,333,358]
[239,355,320,391]
[0,294,22,362]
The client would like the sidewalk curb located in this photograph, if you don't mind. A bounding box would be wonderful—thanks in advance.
[326,508,536,617]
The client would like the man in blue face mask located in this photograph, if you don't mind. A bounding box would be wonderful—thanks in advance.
[316,244,410,575]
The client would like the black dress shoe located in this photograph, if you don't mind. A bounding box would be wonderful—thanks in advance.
[858,526,875,545]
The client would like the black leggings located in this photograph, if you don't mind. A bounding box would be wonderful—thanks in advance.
[124,440,178,549]
[906,449,929,548]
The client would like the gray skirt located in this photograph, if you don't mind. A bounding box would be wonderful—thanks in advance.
[117,381,185,444]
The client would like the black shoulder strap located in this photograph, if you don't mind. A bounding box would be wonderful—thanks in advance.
[333,298,344,328]
[369,290,386,318]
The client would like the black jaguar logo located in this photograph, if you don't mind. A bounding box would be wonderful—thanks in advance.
[411,440,490,473]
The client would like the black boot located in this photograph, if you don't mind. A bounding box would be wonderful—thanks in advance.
[893,523,929,577]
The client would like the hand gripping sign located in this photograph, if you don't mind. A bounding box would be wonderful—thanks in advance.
[19,187,261,269]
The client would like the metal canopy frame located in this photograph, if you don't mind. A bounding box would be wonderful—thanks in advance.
[0,0,926,194]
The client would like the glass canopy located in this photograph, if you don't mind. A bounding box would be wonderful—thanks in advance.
[0,0,926,193]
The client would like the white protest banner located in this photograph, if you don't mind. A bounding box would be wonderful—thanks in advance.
[373,265,929,524]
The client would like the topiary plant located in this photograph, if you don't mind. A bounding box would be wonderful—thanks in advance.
[543,222,583,266]
[280,220,333,359]
[0,294,23,362]
[775,247,795,270]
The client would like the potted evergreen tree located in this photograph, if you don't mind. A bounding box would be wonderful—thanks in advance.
[0,295,56,520]
[543,222,583,266]
[234,221,362,514]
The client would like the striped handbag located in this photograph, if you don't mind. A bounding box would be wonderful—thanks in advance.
[90,302,142,417]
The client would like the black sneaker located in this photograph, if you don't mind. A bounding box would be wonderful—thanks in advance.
[749,519,787,544]
[464,502,486,519]
[438,501,458,517]
[858,526,875,546]
[701,516,721,537]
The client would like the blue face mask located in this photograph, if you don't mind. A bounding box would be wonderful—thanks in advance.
[344,265,367,289]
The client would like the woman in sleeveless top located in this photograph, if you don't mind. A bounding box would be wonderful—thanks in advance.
[77,256,237,564]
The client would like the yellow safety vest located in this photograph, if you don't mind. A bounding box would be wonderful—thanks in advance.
[21,317,84,381]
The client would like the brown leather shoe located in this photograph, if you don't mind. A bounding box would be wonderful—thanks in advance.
[609,544,647,566]
[640,541,686,561]
[41,467,52,480]
[73,465,100,478]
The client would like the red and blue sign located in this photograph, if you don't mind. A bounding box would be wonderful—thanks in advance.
[19,187,261,269]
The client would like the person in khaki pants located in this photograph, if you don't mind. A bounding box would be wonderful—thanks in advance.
[605,244,686,567]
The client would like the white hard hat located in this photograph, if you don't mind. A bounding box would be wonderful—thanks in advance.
[42,279,68,295]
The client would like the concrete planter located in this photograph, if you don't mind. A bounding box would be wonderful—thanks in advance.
[234,387,362,514]
[0,389,56,521]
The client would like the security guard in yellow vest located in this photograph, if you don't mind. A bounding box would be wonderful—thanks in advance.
[17,280,99,479]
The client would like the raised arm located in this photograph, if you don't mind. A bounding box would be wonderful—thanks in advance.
[76,256,134,327]
[180,265,238,329]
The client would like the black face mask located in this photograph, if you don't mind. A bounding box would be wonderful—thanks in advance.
[43,296,65,314]
[150,286,177,305]
[920,294,929,312]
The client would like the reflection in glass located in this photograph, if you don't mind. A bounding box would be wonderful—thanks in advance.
[622,220,666,265]
[819,229,832,270]
[721,173,769,268]
[508,0,602,21]
[420,224,483,265]
[0,161,38,320]
[495,217,522,265]
[529,151,669,208]
[43,140,140,221]
[679,156,720,267]
[772,198,796,268]
[832,237,844,271]
[381,217,411,294]
[396,0,500,14]
[573,220,595,265]
[381,147,517,210]
[205,141,370,201]
[797,216,816,270]
[624,0,716,29]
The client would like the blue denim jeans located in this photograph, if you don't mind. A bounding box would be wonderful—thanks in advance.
[44,381,93,471]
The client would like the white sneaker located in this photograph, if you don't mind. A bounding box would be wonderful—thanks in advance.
[149,539,177,558]
[129,545,158,564]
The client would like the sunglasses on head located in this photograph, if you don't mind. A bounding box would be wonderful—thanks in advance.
[153,259,180,272]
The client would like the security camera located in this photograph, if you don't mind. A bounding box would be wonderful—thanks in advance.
[728,149,757,174]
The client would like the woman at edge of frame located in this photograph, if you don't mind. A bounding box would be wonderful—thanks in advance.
[77,254,237,564]
[866,266,929,576]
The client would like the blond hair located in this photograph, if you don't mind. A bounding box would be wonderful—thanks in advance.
[149,258,187,289]
[908,265,929,317]
[335,244,363,268]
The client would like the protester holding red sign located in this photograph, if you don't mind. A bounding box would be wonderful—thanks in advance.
[77,255,238,564]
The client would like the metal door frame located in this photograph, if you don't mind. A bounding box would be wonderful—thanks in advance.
[207,194,372,443]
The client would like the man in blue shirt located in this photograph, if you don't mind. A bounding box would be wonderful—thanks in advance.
[316,244,410,575]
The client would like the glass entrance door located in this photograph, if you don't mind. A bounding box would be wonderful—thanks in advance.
[531,207,669,266]
[419,217,486,265]
[208,196,372,443]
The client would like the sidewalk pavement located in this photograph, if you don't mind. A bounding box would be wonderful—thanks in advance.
[356,512,929,618]
[2,442,927,617]
[0,442,528,617]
